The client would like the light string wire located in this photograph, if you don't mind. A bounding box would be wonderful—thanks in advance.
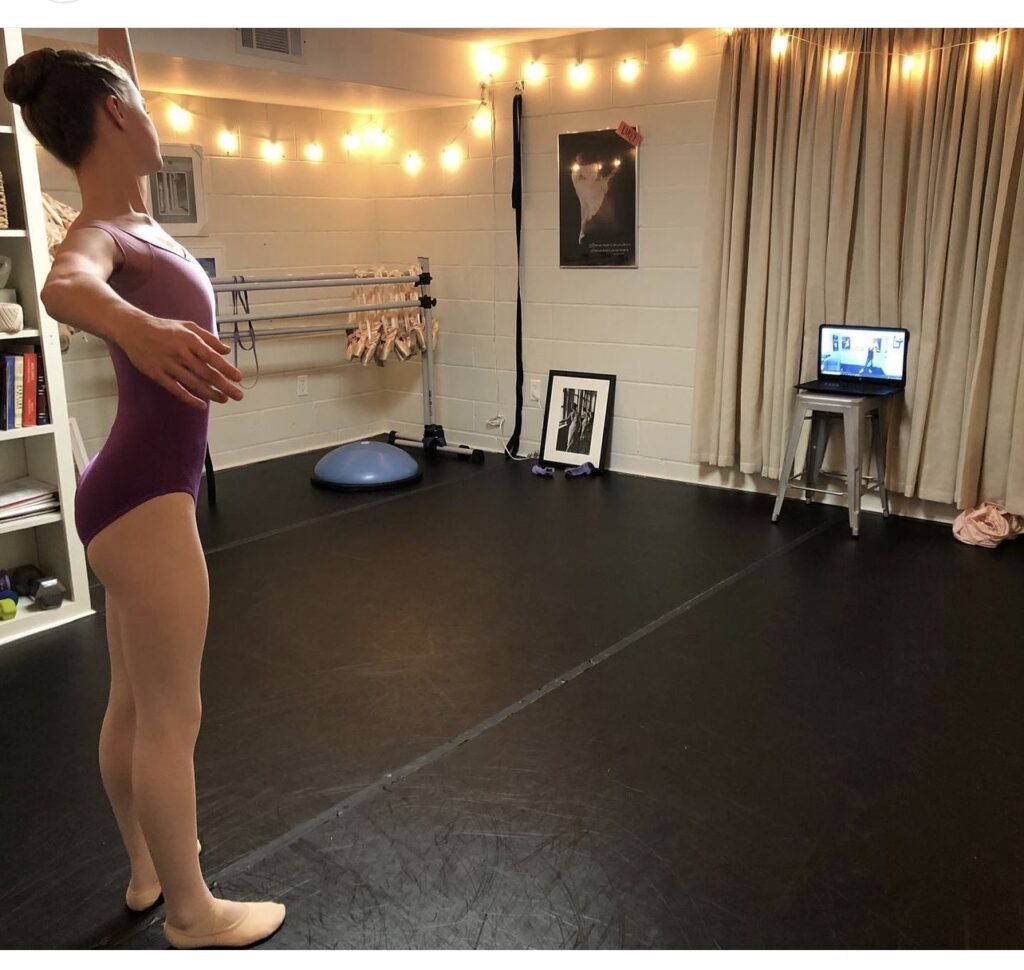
[485,26,1015,85]
[766,26,1013,58]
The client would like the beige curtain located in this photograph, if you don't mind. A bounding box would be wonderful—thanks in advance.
[692,28,1024,513]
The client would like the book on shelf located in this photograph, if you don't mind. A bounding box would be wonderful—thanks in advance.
[1,341,49,430]
[0,476,59,521]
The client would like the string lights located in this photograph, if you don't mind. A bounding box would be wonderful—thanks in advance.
[472,85,492,135]
[261,140,283,163]
[475,47,503,81]
[524,59,546,85]
[167,104,192,131]
[771,33,790,58]
[670,45,696,70]
[149,28,1012,186]
[976,36,1001,65]
[441,143,464,172]
[216,129,238,154]
[569,60,592,88]
[403,151,423,176]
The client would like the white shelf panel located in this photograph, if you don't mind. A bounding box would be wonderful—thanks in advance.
[0,230,28,238]
[0,329,41,342]
[0,424,55,441]
[0,597,94,647]
[0,509,62,536]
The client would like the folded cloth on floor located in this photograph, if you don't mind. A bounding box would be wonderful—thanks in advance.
[531,463,554,477]
[565,461,596,477]
[952,502,1024,548]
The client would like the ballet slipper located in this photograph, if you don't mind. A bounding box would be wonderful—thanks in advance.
[163,899,287,949]
[432,318,439,350]
[345,329,361,361]
[394,327,413,360]
[410,318,427,353]
[379,324,398,362]
[362,324,382,366]
[125,839,203,913]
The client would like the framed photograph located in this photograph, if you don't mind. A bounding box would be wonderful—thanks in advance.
[539,370,616,469]
[558,129,637,267]
[148,144,208,236]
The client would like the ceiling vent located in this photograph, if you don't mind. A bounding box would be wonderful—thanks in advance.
[237,29,304,61]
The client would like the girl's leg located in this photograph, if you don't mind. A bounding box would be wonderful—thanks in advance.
[87,493,283,942]
[97,590,159,889]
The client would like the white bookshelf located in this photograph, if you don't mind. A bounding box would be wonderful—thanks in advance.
[0,27,93,645]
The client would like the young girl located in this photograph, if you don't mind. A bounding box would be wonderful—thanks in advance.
[3,32,286,948]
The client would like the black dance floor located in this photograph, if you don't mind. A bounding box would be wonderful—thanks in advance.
[1,446,1022,948]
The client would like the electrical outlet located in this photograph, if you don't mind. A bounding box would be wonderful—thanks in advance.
[530,379,541,402]
[297,374,309,397]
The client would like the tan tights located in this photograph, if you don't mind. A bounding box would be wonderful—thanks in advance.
[89,492,236,929]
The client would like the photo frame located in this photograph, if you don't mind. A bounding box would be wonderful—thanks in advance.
[539,370,616,469]
[558,129,637,267]
[148,144,208,236]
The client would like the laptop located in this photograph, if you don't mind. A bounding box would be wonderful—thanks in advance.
[797,325,910,397]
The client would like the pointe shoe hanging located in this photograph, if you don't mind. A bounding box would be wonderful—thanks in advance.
[345,328,361,361]
[393,322,413,360]
[410,317,427,353]
[362,322,382,365]
[378,323,398,362]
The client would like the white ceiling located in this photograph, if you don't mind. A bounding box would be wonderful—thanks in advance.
[398,28,597,45]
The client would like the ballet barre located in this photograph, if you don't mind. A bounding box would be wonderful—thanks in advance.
[200,256,483,508]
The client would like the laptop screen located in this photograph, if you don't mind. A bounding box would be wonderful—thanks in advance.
[819,326,907,382]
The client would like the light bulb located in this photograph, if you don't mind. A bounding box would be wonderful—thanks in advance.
[167,105,192,132]
[475,48,503,80]
[342,132,361,152]
[403,151,423,176]
[472,102,492,135]
[670,45,695,70]
[619,58,640,82]
[771,33,789,58]
[304,142,323,162]
[261,141,283,163]
[366,126,389,149]
[441,144,463,171]
[571,162,581,172]
[902,53,922,78]
[569,60,592,88]
[976,37,1000,66]
[217,130,238,154]
[524,59,546,85]
[613,158,622,168]
[829,51,847,76]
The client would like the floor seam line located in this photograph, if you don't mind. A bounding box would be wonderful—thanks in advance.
[120,514,837,942]
[86,465,497,600]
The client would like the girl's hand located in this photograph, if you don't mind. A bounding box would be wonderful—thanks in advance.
[119,315,244,410]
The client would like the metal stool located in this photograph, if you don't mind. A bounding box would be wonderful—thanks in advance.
[771,391,890,537]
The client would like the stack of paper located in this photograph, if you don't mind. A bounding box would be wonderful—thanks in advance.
[0,476,60,521]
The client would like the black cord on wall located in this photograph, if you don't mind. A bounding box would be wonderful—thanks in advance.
[505,89,525,459]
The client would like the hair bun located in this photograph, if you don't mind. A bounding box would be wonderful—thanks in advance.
[3,48,60,106]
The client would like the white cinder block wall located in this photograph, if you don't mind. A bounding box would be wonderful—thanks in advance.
[42,93,389,470]
[378,29,721,476]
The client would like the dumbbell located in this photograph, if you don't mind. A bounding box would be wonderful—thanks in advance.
[11,564,67,610]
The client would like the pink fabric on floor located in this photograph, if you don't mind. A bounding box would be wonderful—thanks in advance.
[952,502,1024,548]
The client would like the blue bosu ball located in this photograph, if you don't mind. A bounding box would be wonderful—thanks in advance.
[311,441,422,492]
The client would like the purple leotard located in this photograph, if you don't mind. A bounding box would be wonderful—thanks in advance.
[73,220,217,551]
